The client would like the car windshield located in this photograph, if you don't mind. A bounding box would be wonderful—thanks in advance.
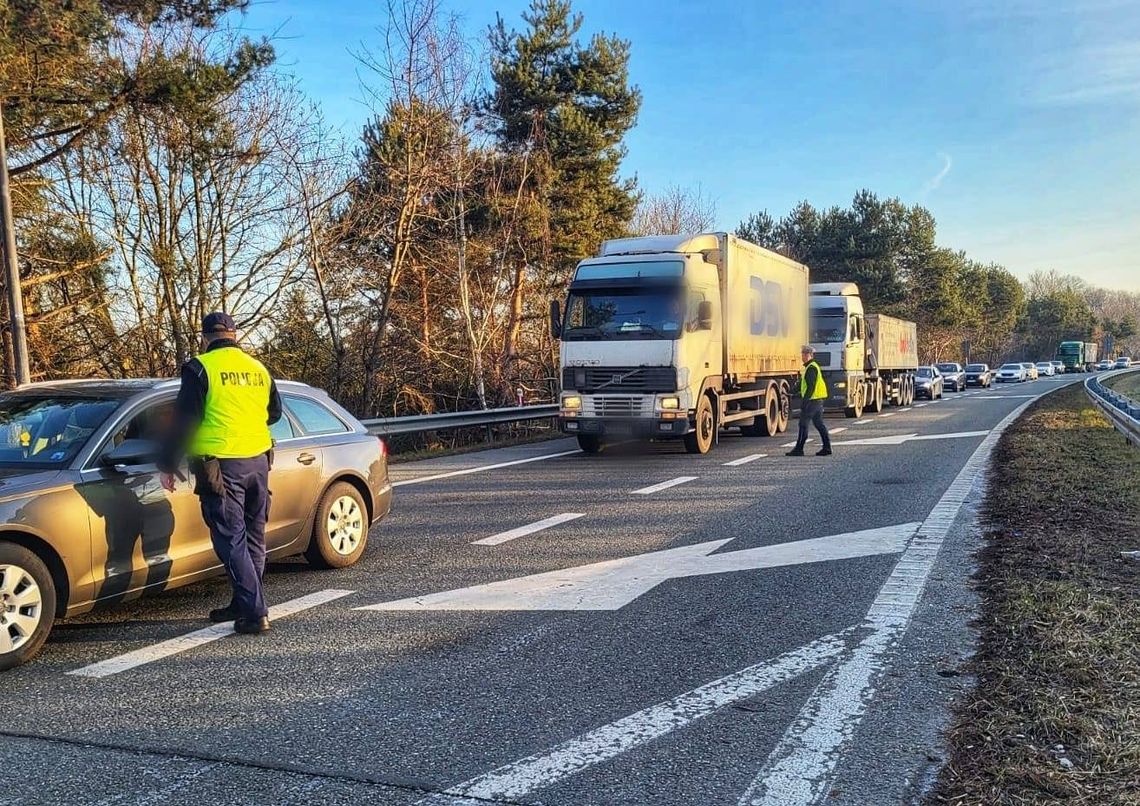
[1001,364,1022,370]
[562,288,685,341]
[1036,363,1050,367]
[936,364,959,372]
[0,394,121,468]
[917,367,933,378]
[966,364,986,371]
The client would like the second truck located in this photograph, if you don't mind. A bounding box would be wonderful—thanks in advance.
[1056,340,1098,373]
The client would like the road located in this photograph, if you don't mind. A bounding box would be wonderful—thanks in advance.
[0,376,1078,806]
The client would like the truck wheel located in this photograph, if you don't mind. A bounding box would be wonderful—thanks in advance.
[869,381,884,413]
[844,385,865,418]
[576,434,604,455]
[684,395,715,454]
[0,544,57,671]
[776,381,791,432]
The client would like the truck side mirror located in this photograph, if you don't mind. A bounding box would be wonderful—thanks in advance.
[549,300,562,339]
[697,300,713,330]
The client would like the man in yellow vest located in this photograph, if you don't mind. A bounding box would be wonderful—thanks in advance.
[158,312,282,634]
[786,345,832,457]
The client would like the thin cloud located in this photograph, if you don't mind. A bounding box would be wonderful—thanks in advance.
[922,152,953,196]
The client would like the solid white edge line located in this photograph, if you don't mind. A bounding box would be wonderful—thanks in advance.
[415,632,852,806]
[393,449,582,487]
[723,453,767,467]
[472,513,586,546]
[67,589,356,679]
[631,476,698,495]
[738,387,1054,806]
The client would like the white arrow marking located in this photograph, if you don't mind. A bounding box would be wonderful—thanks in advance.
[631,476,697,495]
[830,430,988,447]
[356,523,920,613]
[473,513,585,546]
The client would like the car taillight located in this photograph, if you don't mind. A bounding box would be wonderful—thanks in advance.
[378,437,388,458]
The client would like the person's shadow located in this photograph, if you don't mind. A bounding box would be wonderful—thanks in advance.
[76,473,175,604]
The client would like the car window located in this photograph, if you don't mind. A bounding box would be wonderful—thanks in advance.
[0,395,121,467]
[94,400,176,463]
[284,395,349,436]
[270,414,296,441]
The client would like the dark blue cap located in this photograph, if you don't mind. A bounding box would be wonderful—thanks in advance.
[201,311,236,333]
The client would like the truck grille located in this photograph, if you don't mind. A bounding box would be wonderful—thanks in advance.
[562,366,676,393]
[584,396,651,417]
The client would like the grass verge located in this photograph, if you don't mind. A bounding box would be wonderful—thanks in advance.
[930,383,1140,805]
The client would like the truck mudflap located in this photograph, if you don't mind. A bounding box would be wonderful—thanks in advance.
[559,416,689,439]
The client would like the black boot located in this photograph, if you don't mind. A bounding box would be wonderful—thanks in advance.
[234,616,271,634]
[209,604,239,623]
[815,447,833,456]
[785,448,805,456]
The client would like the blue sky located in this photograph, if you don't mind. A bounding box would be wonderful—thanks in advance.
[238,0,1140,291]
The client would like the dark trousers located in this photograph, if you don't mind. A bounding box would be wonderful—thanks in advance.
[198,454,270,619]
[795,399,831,450]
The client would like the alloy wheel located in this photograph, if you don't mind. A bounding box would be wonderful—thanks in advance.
[0,564,43,655]
[326,496,365,556]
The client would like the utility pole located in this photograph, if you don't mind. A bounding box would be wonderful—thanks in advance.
[0,103,30,386]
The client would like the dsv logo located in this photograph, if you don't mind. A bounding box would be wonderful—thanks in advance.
[749,277,791,337]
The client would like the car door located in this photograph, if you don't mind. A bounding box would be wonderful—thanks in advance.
[264,402,325,551]
[75,396,213,604]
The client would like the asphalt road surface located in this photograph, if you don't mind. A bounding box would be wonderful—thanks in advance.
[0,376,1079,806]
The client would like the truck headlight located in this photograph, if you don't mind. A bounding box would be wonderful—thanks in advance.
[657,396,680,410]
[834,381,846,389]
[561,395,581,411]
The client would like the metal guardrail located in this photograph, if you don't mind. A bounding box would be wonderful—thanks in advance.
[1085,369,1140,447]
[362,404,559,437]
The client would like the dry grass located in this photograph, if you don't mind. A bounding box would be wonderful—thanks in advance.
[1104,370,1140,402]
[930,384,1140,805]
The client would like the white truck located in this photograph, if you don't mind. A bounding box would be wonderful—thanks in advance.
[551,233,808,454]
[808,283,918,417]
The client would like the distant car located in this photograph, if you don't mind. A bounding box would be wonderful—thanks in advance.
[915,366,944,399]
[1116,357,1133,369]
[996,363,1027,383]
[0,379,393,671]
[936,363,966,391]
[1096,359,1114,371]
[965,363,992,387]
[1021,362,1038,380]
[1035,361,1055,377]
[1051,360,1064,375]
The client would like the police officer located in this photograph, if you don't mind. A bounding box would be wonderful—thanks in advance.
[159,312,282,634]
[786,345,832,457]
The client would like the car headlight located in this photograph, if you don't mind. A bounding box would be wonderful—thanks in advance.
[561,395,581,410]
[657,395,680,410]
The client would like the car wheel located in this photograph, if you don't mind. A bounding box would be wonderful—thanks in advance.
[305,482,369,569]
[0,544,56,671]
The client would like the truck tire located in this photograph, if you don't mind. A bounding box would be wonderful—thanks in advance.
[577,434,604,455]
[740,387,778,437]
[0,543,57,671]
[844,384,864,419]
[869,381,884,413]
[776,381,791,432]
[684,394,715,454]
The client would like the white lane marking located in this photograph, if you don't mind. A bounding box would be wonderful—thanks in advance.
[830,430,988,447]
[877,412,895,418]
[972,394,1038,399]
[358,524,918,612]
[631,476,697,495]
[739,394,1045,806]
[783,426,846,445]
[829,427,848,434]
[781,439,812,448]
[415,632,852,806]
[724,453,767,466]
[392,449,581,487]
[68,589,355,678]
[849,419,871,426]
[898,407,911,412]
[913,403,928,408]
[472,513,585,546]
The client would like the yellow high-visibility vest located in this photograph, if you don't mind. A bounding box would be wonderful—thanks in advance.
[188,347,273,458]
[800,360,828,400]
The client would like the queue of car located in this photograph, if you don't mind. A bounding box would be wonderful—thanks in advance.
[935,363,966,392]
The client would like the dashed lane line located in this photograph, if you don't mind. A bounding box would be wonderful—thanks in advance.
[723,453,767,467]
[67,589,355,679]
[392,449,582,487]
[415,632,852,806]
[631,476,698,495]
[472,513,585,546]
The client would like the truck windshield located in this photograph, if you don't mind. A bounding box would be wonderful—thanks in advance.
[562,289,685,341]
[810,310,846,343]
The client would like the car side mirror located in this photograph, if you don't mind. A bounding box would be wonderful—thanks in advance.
[101,438,159,470]
[697,300,713,330]
[549,300,562,339]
